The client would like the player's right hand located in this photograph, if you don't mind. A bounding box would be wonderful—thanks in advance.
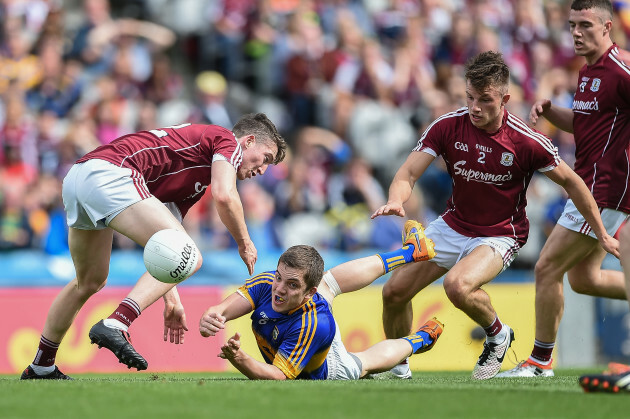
[238,239,257,275]
[371,202,405,219]
[529,99,552,126]
[199,311,226,337]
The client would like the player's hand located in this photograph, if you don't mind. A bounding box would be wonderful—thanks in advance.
[218,333,242,360]
[599,233,620,259]
[371,202,405,219]
[163,301,188,344]
[238,238,257,275]
[529,99,552,126]
[199,311,226,337]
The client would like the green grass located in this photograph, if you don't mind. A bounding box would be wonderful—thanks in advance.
[1,370,628,418]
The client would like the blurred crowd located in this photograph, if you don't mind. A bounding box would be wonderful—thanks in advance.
[2,0,630,268]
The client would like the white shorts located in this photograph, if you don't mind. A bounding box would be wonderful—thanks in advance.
[325,321,362,380]
[556,199,628,239]
[62,159,182,230]
[425,217,519,272]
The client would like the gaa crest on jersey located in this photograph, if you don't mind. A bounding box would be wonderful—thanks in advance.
[500,152,514,166]
[272,326,279,341]
[579,77,589,92]
[590,78,601,92]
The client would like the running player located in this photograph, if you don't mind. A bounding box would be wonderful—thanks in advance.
[20,114,287,379]
[499,0,629,378]
[371,51,618,380]
[199,221,443,380]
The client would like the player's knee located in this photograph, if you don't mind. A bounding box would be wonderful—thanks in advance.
[76,277,108,298]
[533,258,559,285]
[567,274,597,295]
[382,283,411,307]
[443,277,469,309]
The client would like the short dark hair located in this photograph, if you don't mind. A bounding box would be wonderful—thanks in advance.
[278,245,325,290]
[571,0,613,21]
[232,113,287,164]
[464,51,510,93]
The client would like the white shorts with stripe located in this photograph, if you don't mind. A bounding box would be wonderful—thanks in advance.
[62,159,181,230]
[556,199,628,239]
[325,320,362,380]
[425,217,520,272]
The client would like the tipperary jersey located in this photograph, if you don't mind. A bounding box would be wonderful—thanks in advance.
[237,271,336,380]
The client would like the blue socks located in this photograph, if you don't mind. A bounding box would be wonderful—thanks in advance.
[401,330,432,354]
[377,245,415,273]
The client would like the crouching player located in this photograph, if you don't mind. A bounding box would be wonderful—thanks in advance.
[199,221,444,380]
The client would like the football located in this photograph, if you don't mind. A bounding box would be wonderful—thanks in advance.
[143,229,199,284]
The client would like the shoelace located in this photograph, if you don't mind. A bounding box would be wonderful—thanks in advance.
[477,341,498,365]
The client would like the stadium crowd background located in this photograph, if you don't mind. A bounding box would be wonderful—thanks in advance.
[1,0,629,268]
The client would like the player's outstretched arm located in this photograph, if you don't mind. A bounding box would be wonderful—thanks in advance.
[211,160,257,274]
[199,293,253,337]
[371,152,434,219]
[544,161,620,258]
[529,99,574,132]
[219,333,287,380]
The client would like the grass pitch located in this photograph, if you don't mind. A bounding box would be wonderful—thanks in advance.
[2,369,627,418]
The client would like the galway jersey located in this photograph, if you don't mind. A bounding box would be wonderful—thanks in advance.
[237,271,336,380]
[414,107,560,246]
[572,44,630,213]
[76,123,243,217]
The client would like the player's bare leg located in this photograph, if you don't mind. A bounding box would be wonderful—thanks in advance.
[441,245,515,379]
[567,247,625,298]
[321,221,436,303]
[42,228,114,341]
[500,225,625,378]
[535,226,624,344]
[442,245,503,326]
[327,256,386,294]
[89,197,202,370]
[355,318,444,377]
[382,261,447,339]
[21,227,114,379]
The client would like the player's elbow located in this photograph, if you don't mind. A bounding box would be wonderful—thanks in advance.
[212,186,238,207]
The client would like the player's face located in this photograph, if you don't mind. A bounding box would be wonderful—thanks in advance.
[271,263,316,314]
[237,136,278,180]
[568,8,612,64]
[465,81,509,133]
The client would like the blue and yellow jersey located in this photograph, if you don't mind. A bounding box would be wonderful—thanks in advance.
[237,271,336,380]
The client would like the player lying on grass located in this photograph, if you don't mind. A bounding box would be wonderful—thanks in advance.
[198,221,444,380]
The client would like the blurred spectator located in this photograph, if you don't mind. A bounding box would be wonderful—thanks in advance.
[0,0,626,264]
[0,27,42,94]
[193,70,235,127]
[26,36,83,117]
[326,156,385,250]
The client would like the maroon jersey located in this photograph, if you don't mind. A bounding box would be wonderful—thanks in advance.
[76,123,242,217]
[414,107,560,245]
[572,45,630,213]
